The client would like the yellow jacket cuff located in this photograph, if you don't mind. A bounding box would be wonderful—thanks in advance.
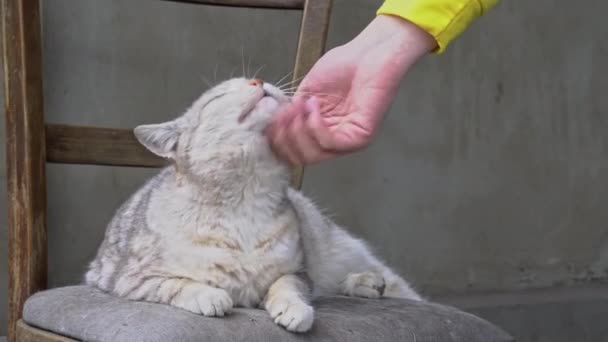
[377,0,499,53]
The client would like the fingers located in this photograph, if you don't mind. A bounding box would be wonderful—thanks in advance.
[267,98,306,165]
[270,121,301,166]
[266,96,336,166]
[290,105,333,164]
[303,97,336,152]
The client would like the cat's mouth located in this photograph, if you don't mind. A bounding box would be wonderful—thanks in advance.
[238,84,286,124]
[256,94,280,113]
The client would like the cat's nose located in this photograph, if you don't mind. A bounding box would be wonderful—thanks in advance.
[248,79,264,87]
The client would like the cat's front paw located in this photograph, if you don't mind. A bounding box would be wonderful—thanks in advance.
[265,295,314,333]
[343,271,386,299]
[173,285,233,317]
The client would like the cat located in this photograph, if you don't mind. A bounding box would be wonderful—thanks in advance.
[85,77,422,333]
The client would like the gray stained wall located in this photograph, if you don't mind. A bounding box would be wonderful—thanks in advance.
[1,0,606,338]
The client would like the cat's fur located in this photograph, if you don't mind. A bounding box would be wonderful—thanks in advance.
[85,77,422,333]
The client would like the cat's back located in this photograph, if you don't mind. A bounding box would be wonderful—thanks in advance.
[85,167,174,289]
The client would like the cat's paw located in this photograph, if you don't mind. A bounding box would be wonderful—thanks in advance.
[343,271,386,299]
[265,295,314,333]
[173,285,233,317]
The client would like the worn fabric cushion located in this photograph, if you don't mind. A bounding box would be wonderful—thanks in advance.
[23,286,513,342]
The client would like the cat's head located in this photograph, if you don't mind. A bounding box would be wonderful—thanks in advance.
[134,77,289,175]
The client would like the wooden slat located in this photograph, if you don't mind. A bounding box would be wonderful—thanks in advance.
[161,0,304,10]
[2,1,48,342]
[46,124,167,168]
[16,321,77,342]
[289,0,333,188]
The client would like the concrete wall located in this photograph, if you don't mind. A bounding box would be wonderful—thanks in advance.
[309,0,608,296]
[1,0,607,338]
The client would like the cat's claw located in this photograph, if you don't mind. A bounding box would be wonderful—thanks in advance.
[343,271,386,299]
[196,288,233,316]
[266,296,314,332]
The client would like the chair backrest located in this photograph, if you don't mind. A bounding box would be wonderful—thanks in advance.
[2,1,332,340]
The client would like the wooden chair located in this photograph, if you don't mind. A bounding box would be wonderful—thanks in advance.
[3,0,330,340]
[3,1,514,341]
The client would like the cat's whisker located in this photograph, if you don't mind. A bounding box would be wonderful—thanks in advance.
[213,63,219,82]
[241,46,246,77]
[288,79,342,90]
[253,64,266,79]
[274,71,293,87]
[229,66,238,78]
[285,91,346,101]
[277,86,300,95]
[280,88,299,95]
[277,75,305,90]
[201,75,213,88]
[278,84,299,92]
[247,55,252,79]
[276,76,302,89]
[300,94,345,100]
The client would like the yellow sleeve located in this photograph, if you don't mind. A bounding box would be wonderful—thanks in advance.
[377,0,499,53]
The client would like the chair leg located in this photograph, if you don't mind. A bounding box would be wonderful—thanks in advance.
[2,0,48,341]
[289,0,333,188]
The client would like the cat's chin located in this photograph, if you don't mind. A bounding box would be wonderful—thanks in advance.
[255,96,280,113]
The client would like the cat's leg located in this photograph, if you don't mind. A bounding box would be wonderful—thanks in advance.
[342,269,422,300]
[328,231,423,301]
[381,269,423,300]
[286,188,423,301]
[341,271,386,299]
[116,276,234,316]
[322,230,423,301]
[263,274,314,333]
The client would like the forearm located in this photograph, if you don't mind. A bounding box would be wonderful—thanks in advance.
[377,0,500,52]
[348,15,436,83]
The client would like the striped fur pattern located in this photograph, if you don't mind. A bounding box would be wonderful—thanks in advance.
[85,78,422,333]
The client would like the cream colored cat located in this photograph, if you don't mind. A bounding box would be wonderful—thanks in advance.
[85,77,422,333]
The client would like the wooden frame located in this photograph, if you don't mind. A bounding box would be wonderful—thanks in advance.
[162,0,305,9]
[2,0,48,341]
[2,0,332,341]
[15,321,76,342]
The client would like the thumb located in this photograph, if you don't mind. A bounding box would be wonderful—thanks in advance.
[305,97,336,151]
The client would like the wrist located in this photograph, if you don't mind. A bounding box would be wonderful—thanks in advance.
[351,15,436,68]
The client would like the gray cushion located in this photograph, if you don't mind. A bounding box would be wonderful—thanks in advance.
[23,286,513,342]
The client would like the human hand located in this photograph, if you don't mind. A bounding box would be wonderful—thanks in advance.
[266,15,436,166]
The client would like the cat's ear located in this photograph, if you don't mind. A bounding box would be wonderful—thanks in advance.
[134,121,181,159]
